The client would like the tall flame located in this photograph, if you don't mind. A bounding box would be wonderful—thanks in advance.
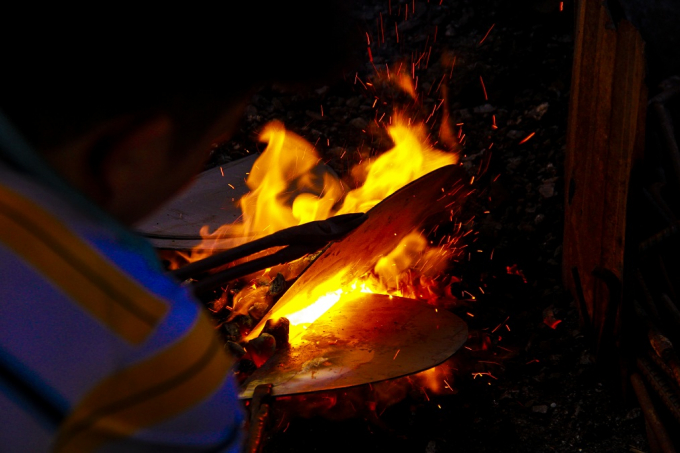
[337,114,458,215]
[187,114,458,262]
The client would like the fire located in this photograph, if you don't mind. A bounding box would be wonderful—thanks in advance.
[222,111,461,345]
[176,27,471,406]
[337,114,458,215]
[184,112,459,283]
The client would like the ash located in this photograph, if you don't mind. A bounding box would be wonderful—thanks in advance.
[208,0,648,451]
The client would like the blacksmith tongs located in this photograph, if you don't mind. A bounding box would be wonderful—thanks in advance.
[169,213,367,295]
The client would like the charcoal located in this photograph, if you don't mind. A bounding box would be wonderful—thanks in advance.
[269,272,287,296]
[236,358,257,375]
[248,300,271,320]
[263,317,290,349]
[232,314,255,336]
[226,341,246,358]
[233,285,273,317]
[247,333,277,367]
[220,322,241,342]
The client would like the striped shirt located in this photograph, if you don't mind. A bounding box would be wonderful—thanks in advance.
[0,162,244,452]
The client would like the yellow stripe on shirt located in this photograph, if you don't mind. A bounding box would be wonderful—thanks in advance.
[0,184,168,344]
[53,311,234,453]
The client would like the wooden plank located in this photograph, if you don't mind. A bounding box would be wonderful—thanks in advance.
[564,0,617,323]
[597,19,646,353]
[563,0,646,355]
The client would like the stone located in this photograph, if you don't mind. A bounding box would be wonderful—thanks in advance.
[350,117,368,129]
[532,405,549,413]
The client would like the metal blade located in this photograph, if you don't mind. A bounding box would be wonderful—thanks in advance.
[239,293,467,398]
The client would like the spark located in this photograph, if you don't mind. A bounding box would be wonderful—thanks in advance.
[545,319,562,329]
[395,23,399,43]
[519,132,536,144]
[220,167,224,177]
[479,23,495,45]
[434,25,438,43]
[393,349,401,360]
[320,105,324,117]
[466,312,475,317]
[380,13,385,43]
[559,1,564,11]
[492,114,497,129]
[449,56,456,77]
[472,372,498,380]
[228,184,235,189]
[492,316,510,333]
[435,73,447,93]
[365,31,371,45]
[480,75,488,101]
[354,73,367,89]
[444,379,453,391]
[479,360,501,365]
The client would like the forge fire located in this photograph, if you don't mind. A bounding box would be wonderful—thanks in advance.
[167,75,475,404]
[146,0,652,451]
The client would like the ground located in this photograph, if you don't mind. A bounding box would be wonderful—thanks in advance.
[208,0,649,451]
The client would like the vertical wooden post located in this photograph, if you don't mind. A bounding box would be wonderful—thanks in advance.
[563,0,646,356]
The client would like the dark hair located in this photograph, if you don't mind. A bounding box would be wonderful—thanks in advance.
[0,2,360,151]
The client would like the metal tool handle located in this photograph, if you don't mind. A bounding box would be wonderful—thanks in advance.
[170,213,367,285]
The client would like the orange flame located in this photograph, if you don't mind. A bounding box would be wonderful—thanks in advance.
[337,114,458,215]
[186,114,458,265]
